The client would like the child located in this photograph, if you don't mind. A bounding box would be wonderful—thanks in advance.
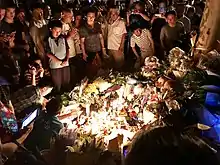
[130,24,154,68]
[46,20,70,93]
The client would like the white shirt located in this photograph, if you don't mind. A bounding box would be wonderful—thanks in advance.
[130,29,152,52]
[107,18,127,50]
[62,22,76,58]
[62,22,71,36]
[48,37,69,69]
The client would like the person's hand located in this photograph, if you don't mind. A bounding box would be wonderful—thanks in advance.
[30,67,37,76]
[8,36,15,48]
[102,48,107,56]
[26,123,34,132]
[42,97,49,109]
[61,60,68,66]
[69,28,78,38]
[127,11,131,17]
[23,44,30,51]
[83,53,87,61]
[10,32,16,38]
[19,123,34,140]
[39,67,44,77]
[39,67,44,73]
[0,34,9,42]
[118,46,124,53]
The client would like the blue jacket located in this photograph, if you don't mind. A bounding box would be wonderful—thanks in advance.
[191,85,220,143]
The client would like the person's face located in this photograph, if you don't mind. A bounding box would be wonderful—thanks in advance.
[75,15,82,26]
[51,27,62,38]
[134,4,142,13]
[62,11,73,23]
[166,14,176,26]
[155,77,167,88]
[87,12,95,26]
[0,8,5,21]
[6,8,15,20]
[17,11,25,22]
[110,10,119,22]
[34,60,42,68]
[40,87,53,97]
[134,28,142,37]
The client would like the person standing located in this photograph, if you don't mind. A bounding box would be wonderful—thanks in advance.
[79,7,106,79]
[29,4,48,67]
[160,10,185,54]
[60,8,78,87]
[46,20,70,93]
[0,6,5,30]
[107,7,127,70]
[178,5,195,34]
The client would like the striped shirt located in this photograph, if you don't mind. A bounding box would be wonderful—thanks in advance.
[24,70,41,85]
[130,29,152,52]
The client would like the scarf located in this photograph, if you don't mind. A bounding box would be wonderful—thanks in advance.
[34,19,47,28]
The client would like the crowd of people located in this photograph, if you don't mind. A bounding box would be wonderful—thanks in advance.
[1,0,220,164]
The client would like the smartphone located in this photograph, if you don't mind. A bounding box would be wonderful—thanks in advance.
[155,14,162,17]
[21,109,38,129]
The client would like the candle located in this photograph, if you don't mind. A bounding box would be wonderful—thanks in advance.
[86,104,90,116]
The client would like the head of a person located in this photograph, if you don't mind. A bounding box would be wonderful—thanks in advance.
[134,2,145,13]
[86,7,97,26]
[38,78,53,96]
[133,28,142,37]
[0,7,6,21]
[32,3,44,21]
[43,5,51,19]
[109,7,120,22]
[61,8,73,24]
[125,126,220,165]
[32,59,43,71]
[131,23,142,37]
[74,12,82,28]
[165,10,177,27]
[46,97,62,116]
[161,80,184,98]
[155,76,170,88]
[16,8,25,22]
[185,5,196,18]
[158,1,166,15]
[5,5,16,21]
[49,20,62,38]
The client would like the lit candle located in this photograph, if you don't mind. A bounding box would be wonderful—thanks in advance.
[86,104,90,116]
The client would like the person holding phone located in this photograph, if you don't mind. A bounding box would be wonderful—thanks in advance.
[24,59,46,86]
[24,97,63,153]
[0,101,33,163]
